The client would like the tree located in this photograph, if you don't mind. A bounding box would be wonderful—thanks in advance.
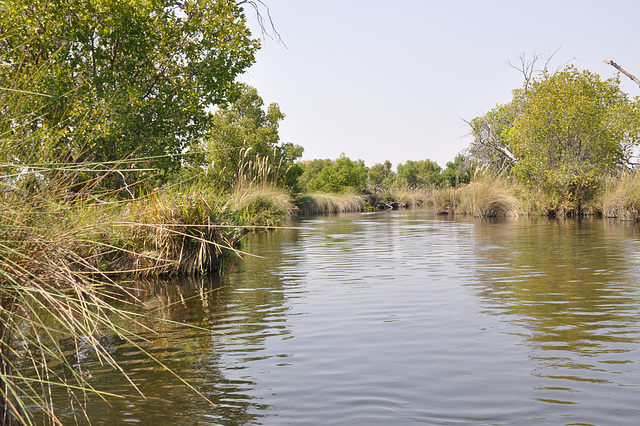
[200,83,303,190]
[509,66,640,206]
[307,154,368,193]
[368,160,395,190]
[297,158,333,192]
[0,0,260,185]
[470,65,640,208]
[396,159,442,187]
[441,154,474,187]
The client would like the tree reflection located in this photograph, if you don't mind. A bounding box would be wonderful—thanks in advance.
[470,217,640,402]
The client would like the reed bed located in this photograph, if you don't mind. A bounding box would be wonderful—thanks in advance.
[0,179,217,424]
[294,192,365,215]
[601,173,640,220]
[231,183,297,226]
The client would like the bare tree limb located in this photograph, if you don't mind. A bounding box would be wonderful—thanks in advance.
[603,60,640,88]
[237,0,286,47]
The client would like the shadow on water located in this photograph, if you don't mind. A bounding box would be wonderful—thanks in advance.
[469,216,640,414]
[42,229,305,425]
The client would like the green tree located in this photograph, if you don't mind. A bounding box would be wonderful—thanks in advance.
[0,0,259,185]
[297,158,333,192]
[441,154,474,187]
[200,83,303,190]
[396,159,442,187]
[368,160,395,189]
[307,154,368,193]
[469,65,640,209]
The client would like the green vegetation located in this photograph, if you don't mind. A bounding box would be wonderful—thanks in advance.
[1,0,259,185]
[6,1,640,421]
[196,83,303,191]
[468,65,640,215]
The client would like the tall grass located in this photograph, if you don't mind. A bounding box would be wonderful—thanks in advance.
[231,182,297,226]
[0,176,225,424]
[601,173,640,220]
[370,186,430,209]
[294,192,365,215]
[432,174,522,217]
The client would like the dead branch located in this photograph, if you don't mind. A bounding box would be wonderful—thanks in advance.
[603,60,640,88]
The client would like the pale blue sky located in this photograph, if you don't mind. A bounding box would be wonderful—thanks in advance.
[241,1,640,168]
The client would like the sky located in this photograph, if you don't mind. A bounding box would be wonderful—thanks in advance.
[240,0,640,169]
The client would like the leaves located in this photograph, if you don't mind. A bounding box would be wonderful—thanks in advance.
[470,65,640,208]
[0,0,260,184]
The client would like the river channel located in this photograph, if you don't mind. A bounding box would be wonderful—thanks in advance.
[57,210,640,425]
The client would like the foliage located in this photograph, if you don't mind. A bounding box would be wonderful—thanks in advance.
[199,84,303,191]
[441,154,474,187]
[306,154,368,193]
[396,159,442,187]
[368,160,396,189]
[297,158,333,192]
[469,65,640,210]
[0,0,259,185]
[510,66,640,207]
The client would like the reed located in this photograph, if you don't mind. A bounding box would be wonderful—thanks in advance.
[601,173,640,220]
[295,192,365,215]
[231,182,297,226]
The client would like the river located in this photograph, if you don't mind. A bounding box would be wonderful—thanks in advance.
[54,210,640,425]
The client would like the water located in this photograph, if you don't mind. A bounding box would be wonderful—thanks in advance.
[55,210,640,424]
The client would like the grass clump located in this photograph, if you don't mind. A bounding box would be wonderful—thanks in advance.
[369,186,430,209]
[432,174,522,217]
[601,173,640,220]
[294,192,365,215]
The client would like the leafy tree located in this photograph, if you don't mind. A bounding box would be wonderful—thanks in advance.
[469,65,640,208]
[307,154,368,193]
[0,0,259,185]
[200,83,303,190]
[368,160,395,189]
[441,154,474,187]
[396,159,442,187]
[297,158,333,192]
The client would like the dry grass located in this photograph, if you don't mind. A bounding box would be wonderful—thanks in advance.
[295,192,365,215]
[432,175,522,217]
[373,186,430,209]
[601,173,640,220]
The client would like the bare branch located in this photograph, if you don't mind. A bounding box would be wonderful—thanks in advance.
[237,0,286,48]
[603,60,640,88]
[506,46,572,91]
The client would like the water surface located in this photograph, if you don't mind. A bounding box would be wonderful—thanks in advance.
[56,210,640,424]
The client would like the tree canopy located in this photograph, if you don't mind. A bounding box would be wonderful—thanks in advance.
[199,83,303,191]
[0,0,259,184]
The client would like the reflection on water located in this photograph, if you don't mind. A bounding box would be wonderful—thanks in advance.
[470,217,640,421]
[43,211,640,425]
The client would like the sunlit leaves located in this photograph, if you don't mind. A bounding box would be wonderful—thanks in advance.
[0,0,260,182]
[508,66,640,205]
[199,84,304,191]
